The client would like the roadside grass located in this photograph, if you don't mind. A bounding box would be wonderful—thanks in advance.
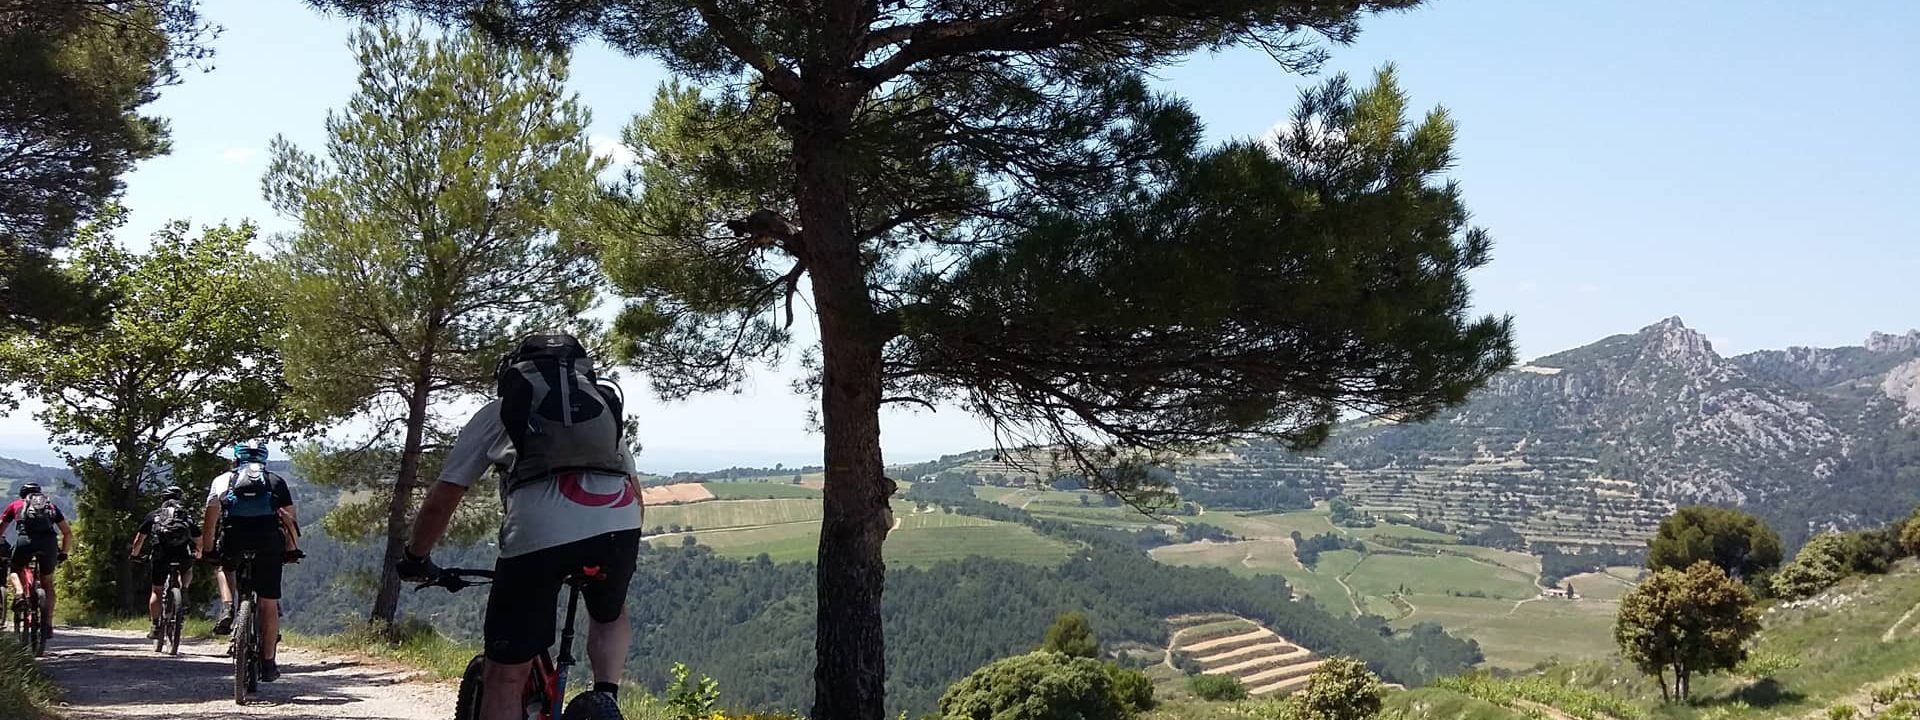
[0,636,58,720]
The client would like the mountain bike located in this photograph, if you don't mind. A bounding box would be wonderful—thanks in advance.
[149,553,191,655]
[418,567,624,720]
[226,550,265,704]
[12,554,49,656]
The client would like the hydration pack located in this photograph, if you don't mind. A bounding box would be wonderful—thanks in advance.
[152,502,192,548]
[495,334,626,490]
[223,463,277,519]
[18,493,56,535]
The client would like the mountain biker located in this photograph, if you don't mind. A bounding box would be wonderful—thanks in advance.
[198,441,301,683]
[0,483,73,632]
[396,333,643,720]
[130,486,201,639]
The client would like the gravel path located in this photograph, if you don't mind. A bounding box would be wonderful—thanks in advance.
[38,625,457,720]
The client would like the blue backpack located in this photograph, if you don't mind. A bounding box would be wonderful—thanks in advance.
[223,463,277,519]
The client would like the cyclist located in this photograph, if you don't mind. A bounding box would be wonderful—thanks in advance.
[198,441,301,683]
[129,486,200,639]
[0,483,72,631]
[397,333,643,720]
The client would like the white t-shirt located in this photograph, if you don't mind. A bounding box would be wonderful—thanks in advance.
[440,400,644,558]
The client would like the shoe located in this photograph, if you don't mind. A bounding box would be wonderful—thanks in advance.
[260,659,280,683]
[146,627,159,640]
[213,613,233,636]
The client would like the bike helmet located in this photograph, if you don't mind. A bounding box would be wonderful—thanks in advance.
[160,485,183,501]
[18,482,40,498]
[234,440,269,464]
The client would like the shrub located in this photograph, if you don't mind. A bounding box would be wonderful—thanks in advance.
[1772,533,1850,600]
[1103,664,1155,714]
[940,651,1126,720]
[1287,658,1384,720]
[666,663,721,720]
[1188,674,1247,702]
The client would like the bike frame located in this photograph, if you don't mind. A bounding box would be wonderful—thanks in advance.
[425,566,606,720]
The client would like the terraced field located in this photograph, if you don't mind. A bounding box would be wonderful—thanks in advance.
[1168,617,1322,697]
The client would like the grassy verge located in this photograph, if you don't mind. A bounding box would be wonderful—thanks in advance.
[292,620,677,720]
[0,636,59,720]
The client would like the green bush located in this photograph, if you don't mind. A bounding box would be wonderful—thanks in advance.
[1187,674,1248,702]
[1287,658,1384,720]
[1772,533,1851,600]
[940,651,1126,720]
[1103,664,1155,713]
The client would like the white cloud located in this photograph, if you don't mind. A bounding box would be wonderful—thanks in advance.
[1576,283,1600,294]
[590,135,639,167]
[220,146,259,164]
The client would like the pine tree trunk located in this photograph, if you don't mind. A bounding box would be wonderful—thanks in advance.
[370,359,434,625]
[796,118,896,720]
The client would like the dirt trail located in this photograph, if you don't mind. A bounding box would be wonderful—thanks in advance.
[38,626,456,720]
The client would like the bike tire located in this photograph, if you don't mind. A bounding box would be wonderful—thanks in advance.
[30,586,46,656]
[560,691,625,720]
[232,598,255,704]
[166,584,184,655]
[454,655,487,720]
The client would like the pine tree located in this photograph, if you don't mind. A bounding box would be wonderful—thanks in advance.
[302,3,1510,717]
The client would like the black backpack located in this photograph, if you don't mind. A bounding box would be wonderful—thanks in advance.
[495,334,627,489]
[19,493,56,535]
[151,502,192,548]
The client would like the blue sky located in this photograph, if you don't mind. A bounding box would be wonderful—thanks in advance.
[2,0,1915,470]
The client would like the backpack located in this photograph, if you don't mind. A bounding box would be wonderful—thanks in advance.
[222,463,278,519]
[18,493,56,536]
[151,502,192,548]
[495,334,627,490]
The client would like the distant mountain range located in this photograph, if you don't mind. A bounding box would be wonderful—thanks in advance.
[1205,318,1920,548]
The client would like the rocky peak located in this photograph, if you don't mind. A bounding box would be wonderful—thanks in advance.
[1866,330,1920,354]
[1637,316,1720,367]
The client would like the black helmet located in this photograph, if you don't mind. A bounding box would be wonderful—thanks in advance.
[160,485,183,501]
[18,482,41,498]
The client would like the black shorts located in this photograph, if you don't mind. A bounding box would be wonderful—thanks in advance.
[484,530,640,664]
[148,549,194,587]
[220,527,286,600]
[9,536,57,577]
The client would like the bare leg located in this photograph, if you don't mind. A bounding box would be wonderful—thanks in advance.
[259,598,280,660]
[217,570,233,610]
[148,586,163,626]
[586,608,631,685]
[481,659,535,720]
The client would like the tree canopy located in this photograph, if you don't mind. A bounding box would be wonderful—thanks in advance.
[264,24,605,625]
[0,207,294,613]
[1615,561,1760,702]
[0,0,215,334]
[1645,506,1784,581]
[1040,612,1100,659]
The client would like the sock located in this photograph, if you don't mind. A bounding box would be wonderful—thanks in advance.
[594,682,619,697]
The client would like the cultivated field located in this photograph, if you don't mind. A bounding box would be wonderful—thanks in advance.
[639,484,1072,567]
[1167,616,1323,697]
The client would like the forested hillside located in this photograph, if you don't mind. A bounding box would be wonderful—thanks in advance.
[277,497,1481,715]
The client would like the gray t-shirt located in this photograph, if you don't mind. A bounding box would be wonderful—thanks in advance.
[440,400,644,558]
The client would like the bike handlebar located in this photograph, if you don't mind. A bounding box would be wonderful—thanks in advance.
[415,568,495,593]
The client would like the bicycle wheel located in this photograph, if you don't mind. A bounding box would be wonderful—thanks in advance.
[560,691,625,720]
[166,583,184,655]
[232,598,255,704]
[29,586,45,656]
[454,655,486,720]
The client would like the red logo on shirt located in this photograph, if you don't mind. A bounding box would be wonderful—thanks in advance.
[556,474,635,509]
